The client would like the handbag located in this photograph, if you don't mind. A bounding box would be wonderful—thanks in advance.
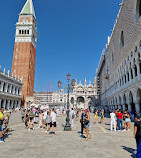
[84,120,89,125]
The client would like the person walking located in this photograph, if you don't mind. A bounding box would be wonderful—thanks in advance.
[80,109,85,136]
[94,110,98,124]
[28,109,35,130]
[101,109,104,124]
[0,107,4,142]
[25,110,29,129]
[123,111,131,131]
[84,111,91,140]
[110,110,116,131]
[134,114,141,155]
[117,109,123,131]
[38,111,43,128]
[50,108,57,135]
[21,110,25,123]
[42,109,47,128]
[71,108,75,127]
[45,111,51,134]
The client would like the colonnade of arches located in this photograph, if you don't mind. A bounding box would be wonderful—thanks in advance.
[107,88,141,113]
[0,98,21,110]
[0,80,22,96]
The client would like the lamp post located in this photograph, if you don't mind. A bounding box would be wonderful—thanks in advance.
[57,74,76,131]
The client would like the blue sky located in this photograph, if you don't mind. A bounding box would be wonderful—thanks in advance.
[0,0,122,92]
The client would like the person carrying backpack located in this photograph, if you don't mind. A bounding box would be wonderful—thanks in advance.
[134,114,141,155]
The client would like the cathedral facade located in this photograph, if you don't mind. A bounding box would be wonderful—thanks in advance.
[69,78,98,109]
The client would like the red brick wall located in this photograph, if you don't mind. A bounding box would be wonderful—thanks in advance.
[11,42,36,102]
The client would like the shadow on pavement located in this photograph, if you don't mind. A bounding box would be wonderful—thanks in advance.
[105,123,110,126]
[122,146,136,158]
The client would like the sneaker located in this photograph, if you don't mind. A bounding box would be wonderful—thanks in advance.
[133,150,137,154]
[33,127,34,130]
[0,140,5,142]
[28,128,30,131]
[45,131,47,134]
[123,129,126,131]
[118,130,120,131]
[127,129,130,131]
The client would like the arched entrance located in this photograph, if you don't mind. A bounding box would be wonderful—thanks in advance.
[77,96,85,109]
[136,88,141,112]
[129,91,135,111]
[119,96,122,109]
[123,94,128,110]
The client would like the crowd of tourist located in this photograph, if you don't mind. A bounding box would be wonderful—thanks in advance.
[1,104,141,157]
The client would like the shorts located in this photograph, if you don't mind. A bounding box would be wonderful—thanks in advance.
[125,118,131,122]
[50,122,56,127]
[0,125,3,132]
[46,122,51,127]
[29,119,34,125]
[84,122,90,128]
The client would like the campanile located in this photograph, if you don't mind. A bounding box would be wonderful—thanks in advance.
[11,0,38,103]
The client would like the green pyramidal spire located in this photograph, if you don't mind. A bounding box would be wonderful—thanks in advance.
[20,0,36,19]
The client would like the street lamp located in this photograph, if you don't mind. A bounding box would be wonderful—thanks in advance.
[57,74,75,131]
[57,81,62,89]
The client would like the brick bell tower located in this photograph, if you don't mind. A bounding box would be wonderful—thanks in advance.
[11,0,38,105]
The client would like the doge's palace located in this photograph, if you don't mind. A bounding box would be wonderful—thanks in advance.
[96,0,141,113]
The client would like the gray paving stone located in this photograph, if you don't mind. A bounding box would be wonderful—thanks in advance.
[0,112,136,158]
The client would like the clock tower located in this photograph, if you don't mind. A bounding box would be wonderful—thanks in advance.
[11,0,38,104]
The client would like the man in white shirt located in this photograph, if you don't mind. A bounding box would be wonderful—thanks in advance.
[110,110,116,131]
[51,108,57,135]
[70,108,75,127]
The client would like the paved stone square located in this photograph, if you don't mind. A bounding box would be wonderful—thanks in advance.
[0,112,137,158]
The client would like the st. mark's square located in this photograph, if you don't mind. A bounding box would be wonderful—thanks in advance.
[1,0,141,157]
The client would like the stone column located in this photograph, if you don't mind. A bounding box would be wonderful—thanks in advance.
[137,62,140,81]
[0,99,2,109]
[4,83,8,92]
[126,74,128,83]
[0,81,4,91]
[122,105,126,111]
[2,99,6,110]
[11,101,14,109]
[15,100,18,108]
[132,67,135,79]
[9,85,12,93]
[7,100,10,110]
[135,101,140,114]
[129,69,132,83]
[12,86,15,95]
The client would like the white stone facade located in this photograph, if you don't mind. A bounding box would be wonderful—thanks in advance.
[0,69,23,110]
[96,0,141,113]
[33,79,98,109]
[33,91,67,107]
[69,79,98,109]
